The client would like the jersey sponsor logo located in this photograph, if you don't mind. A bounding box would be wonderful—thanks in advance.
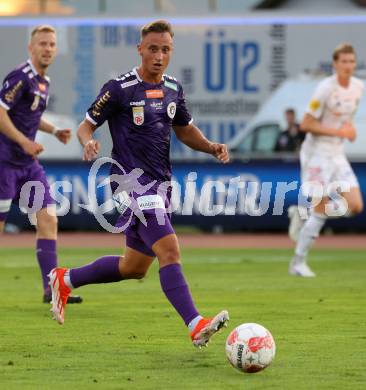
[151,101,163,110]
[38,83,47,92]
[121,79,138,89]
[30,94,40,111]
[145,89,164,99]
[92,90,111,118]
[132,106,144,125]
[129,100,145,106]
[4,80,23,103]
[309,99,320,112]
[167,102,176,119]
[137,195,165,210]
[164,80,178,91]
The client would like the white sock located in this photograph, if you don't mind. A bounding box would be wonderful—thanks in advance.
[188,315,203,332]
[63,270,74,289]
[295,212,326,258]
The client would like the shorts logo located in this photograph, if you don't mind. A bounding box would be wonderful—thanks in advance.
[30,94,40,111]
[137,195,165,210]
[167,102,176,119]
[132,106,144,126]
[146,89,164,99]
[112,191,131,215]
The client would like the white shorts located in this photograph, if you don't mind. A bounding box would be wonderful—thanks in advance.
[300,150,359,198]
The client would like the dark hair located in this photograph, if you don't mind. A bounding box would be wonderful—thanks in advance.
[141,20,174,39]
[333,43,356,61]
[285,108,295,115]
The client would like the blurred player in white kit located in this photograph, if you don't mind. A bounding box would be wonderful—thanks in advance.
[288,43,364,277]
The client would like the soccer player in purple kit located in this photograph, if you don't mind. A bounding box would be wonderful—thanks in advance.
[49,20,230,347]
[0,25,82,304]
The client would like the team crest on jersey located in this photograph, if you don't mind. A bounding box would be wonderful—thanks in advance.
[30,94,40,111]
[132,106,144,125]
[167,102,176,119]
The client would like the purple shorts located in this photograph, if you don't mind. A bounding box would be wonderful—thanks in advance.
[0,160,54,221]
[112,179,174,257]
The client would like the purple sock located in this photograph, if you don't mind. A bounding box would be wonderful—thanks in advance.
[36,239,57,294]
[159,263,200,326]
[70,256,123,288]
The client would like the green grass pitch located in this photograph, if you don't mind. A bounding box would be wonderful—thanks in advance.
[0,247,365,389]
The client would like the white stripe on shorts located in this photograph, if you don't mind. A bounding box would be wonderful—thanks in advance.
[0,199,12,213]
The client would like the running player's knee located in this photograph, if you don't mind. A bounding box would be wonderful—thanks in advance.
[123,268,147,279]
[158,248,180,266]
[37,213,58,235]
[0,221,5,233]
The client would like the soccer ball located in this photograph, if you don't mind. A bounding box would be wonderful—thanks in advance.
[225,323,275,373]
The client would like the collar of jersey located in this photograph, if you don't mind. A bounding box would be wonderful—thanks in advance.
[132,67,165,86]
[27,59,38,76]
[26,59,50,83]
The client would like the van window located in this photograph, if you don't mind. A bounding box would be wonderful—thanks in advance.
[254,124,281,152]
[236,131,255,152]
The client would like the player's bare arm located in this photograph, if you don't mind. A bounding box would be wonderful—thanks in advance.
[301,113,356,141]
[77,119,100,161]
[39,117,71,144]
[0,105,43,157]
[173,123,229,163]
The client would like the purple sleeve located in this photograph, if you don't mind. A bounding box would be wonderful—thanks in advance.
[172,84,192,126]
[0,71,28,111]
[86,79,122,126]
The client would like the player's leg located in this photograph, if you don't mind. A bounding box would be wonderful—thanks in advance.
[29,162,83,304]
[289,153,330,277]
[288,147,310,242]
[67,246,154,288]
[0,162,16,234]
[325,156,362,217]
[289,196,327,277]
[49,245,154,324]
[35,206,58,297]
[340,186,363,216]
[138,214,229,347]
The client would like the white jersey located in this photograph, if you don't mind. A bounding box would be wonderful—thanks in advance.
[302,74,364,156]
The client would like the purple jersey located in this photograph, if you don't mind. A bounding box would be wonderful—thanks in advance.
[86,67,192,183]
[0,60,50,166]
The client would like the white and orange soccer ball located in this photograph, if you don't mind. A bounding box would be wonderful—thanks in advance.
[225,323,276,373]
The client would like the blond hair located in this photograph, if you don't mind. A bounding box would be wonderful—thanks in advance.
[141,20,174,39]
[30,25,56,41]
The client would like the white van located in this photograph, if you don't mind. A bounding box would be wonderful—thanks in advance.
[228,74,366,160]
